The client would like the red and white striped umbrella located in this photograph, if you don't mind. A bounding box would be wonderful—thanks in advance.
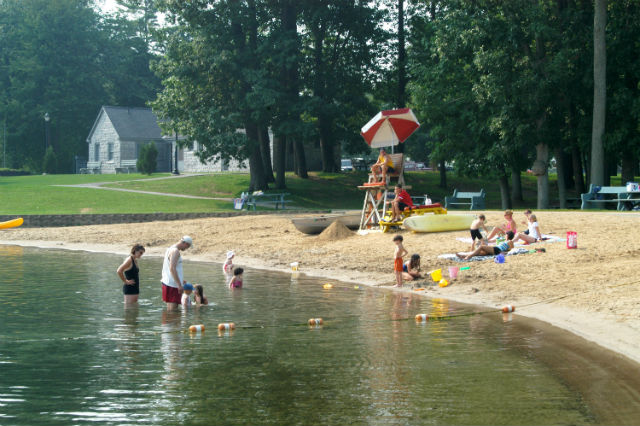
[360,108,420,148]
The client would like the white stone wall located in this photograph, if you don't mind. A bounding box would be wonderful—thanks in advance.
[86,112,119,173]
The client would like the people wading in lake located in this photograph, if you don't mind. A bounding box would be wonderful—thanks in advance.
[117,244,145,304]
[161,236,193,310]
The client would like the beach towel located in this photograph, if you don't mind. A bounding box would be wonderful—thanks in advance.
[438,247,531,262]
[455,234,563,246]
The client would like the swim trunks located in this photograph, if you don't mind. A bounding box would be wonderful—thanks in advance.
[162,283,181,304]
[394,257,404,272]
[470,229,483,240]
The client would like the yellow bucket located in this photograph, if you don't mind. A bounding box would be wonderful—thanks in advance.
[429,269,442,282]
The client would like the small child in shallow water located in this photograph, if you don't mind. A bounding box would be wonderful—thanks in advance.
[229,267,244,289]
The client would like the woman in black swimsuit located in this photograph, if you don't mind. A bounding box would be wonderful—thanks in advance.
[117,244,145,304]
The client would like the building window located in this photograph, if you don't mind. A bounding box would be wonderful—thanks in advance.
[107,143,114,161]
[93,144,100,162]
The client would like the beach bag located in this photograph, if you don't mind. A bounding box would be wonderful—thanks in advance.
[233,198,245,210]
[566,231,577,249]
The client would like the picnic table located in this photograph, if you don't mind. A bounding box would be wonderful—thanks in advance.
[240,192,290,211]
[580,184,640,210]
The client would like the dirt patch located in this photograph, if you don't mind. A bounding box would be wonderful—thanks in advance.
[317,219,354,241]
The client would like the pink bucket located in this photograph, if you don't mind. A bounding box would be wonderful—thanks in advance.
[448,266,459,280]
[566,231,577,249]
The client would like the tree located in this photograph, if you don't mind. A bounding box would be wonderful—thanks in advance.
[137,142,158,175]
[42,146,57,174]
[590,0,607,187]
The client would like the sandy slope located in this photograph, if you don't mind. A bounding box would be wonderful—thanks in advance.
[2,210,639,364]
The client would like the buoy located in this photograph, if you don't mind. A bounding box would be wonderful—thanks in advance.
[415,313,429,322]
[218,322,236,331]
[502,305,515,313]
[438,279,449,288]
[323,283,333,289]
[308,318,323,326]
[189,324,205,333]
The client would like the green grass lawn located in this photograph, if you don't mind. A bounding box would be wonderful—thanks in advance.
[0,170,599,215]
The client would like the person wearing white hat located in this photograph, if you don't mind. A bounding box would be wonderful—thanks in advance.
[223,250,235,274]
[161,236,193,310]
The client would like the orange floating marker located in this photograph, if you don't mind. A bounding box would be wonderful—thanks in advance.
[415,314,429,322]
[502,305,515,313]
[189,324,205,332]
[308,318,323,326]
[218,322,236,331]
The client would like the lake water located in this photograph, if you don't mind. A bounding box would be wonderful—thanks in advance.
[1,245,640,425]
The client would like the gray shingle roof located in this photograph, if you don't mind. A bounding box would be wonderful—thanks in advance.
[102,106,165,141]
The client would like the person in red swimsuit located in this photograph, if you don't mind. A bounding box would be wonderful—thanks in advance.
[392,234,408,288]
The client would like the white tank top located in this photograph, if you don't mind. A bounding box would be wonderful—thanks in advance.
[161,245,183,288]
[528,222,541,239]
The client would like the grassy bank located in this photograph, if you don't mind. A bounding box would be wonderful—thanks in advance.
[0,170,595,215]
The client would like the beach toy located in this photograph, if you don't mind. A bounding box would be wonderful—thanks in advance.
[322,283,333,289]
[460,266,470,271]
[354,285,359,289]
[494,253,505,264]
[189,324,205,333]
[415,313,429,322]
[438,279,449,288]
[566,231,577,249]
[448,266,459,280]
[414,288,425,291]
[308,318,323,326]
[218,322,236,331]
[290,262,299,271]
[429,269,442,282]
[502,305,515,313]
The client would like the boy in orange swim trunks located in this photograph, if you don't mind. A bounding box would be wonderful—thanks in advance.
[392,234,408,288]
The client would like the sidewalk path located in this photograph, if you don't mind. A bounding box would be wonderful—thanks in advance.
[54,174,232,201]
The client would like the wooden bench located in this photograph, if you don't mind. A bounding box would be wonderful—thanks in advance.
[444,189,486,210]
[368,153,405,186]
[581,184,633,210]
[241,192,290,211]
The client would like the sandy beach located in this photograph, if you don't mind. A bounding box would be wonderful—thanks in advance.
[2,210,639,364]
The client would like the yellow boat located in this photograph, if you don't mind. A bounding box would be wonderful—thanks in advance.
[403,214,474,233]
[0,218,24,230]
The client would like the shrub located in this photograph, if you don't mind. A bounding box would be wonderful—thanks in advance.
[137,142,158,175]
[42,146,58,174]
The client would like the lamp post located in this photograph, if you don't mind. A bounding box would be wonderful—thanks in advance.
[44,112,50,153]
[172,131,179,175]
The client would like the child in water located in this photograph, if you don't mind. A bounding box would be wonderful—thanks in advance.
[229,267,244,289]
[181,283,194,307]
[223,250,234,274]
[392,235,408,288]
[194,284,208,306]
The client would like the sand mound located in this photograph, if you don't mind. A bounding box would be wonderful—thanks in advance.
[317,219,354,241]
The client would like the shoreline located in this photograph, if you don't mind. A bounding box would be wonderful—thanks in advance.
[2,210,639,365]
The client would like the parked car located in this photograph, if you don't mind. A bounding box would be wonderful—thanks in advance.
[415,162,429,171]
[341,159,353,172]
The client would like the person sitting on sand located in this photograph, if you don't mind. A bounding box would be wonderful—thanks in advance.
[370,148,395,184]
[456,231,515,260]
[388,184,415,222]
[402,254,423,281]
[468,214,489,251]
[513,214,542,244]
[486,210,517,241]
[521,209,532,235]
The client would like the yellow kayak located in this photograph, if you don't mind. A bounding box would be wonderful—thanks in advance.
[403,214,474,233]
[0,218,24,230]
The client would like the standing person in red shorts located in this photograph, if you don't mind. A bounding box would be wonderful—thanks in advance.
[161,236,193,310]
[392,234,408,288]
